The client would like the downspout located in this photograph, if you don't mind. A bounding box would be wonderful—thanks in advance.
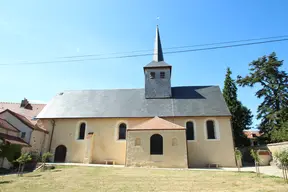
[48,119,56,152]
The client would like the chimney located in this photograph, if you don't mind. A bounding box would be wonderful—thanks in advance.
[20,98,32,110]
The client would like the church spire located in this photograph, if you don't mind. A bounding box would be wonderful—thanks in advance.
[153,25,164,62]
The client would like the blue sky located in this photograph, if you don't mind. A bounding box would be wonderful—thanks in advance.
[0,1,287,128]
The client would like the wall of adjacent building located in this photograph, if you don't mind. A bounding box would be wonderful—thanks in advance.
[0,127,19,137]
[41,116,236,167]
[267,142,288,155]
[0,111,32,143]
[28,130,47,154]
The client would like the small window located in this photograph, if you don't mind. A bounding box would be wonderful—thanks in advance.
[135,138,141,146]
[160,72,165,79]
[186,121,194,140]
[78,123,86,140]
[172,138,178,146]
[21,132,26,138]
[206,120,216,139]
[118,123,127,140]
[150,72,155,79]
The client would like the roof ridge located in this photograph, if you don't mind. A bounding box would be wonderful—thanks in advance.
[0,102,19,104]
[62,88,144,92]
[0,101,46,105]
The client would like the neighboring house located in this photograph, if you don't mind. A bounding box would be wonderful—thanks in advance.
[243,130,263,146]
[37,26,236,168]
[0,99,48,155]
[0,118,29,168]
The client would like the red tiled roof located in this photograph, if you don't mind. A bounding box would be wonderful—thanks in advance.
[243,130,262,139]
[0,118,19,132]
[128,116,185,131]
[0,132,30,146]
[0,102,48,133]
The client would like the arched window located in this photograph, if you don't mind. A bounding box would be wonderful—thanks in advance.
[150,134,163,155]
[78,123,86,140]
[172,138,178,146]
[118,123,127,140]
[186,121,195,140]
[206,120,216,139]
[135,138,141,146]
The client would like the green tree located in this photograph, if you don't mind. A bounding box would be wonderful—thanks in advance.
[223,68,253,147]
[237,52,288,142]
[250,149,261,177]
[235,148,243,172]
[15,153,32,176]
[41,152,53,171]
[274,148,288,183]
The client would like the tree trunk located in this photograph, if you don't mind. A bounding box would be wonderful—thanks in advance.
[20,163,25,176]
[284,166,288,183]
[42,162,46,172]
[17,164,21,176]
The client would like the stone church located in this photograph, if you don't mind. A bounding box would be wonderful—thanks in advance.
[37,26,236,168]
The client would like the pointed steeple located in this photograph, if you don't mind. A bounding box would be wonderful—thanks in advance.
[143,25,172,99]
[153,25,164,62]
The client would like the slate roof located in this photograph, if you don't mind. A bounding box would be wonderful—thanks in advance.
[128,116,185,131]
[37,86,231,119]
[144,61,171,68]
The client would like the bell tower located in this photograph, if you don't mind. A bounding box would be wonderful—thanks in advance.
[144,26,172,99]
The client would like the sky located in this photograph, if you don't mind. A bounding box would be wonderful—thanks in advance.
[0,1,287,129]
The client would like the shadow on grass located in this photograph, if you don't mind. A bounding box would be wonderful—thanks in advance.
[51,169,62,172]
[0,181,13,184]
[25,174,42,178]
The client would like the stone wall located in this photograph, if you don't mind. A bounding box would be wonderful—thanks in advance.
[126,130,188,168]
[267,142,288,155]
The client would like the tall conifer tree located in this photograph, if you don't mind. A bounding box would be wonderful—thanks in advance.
[223,68,253,146]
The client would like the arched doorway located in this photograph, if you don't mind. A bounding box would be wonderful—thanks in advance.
[54,145,67,162]
[150,134,163,155]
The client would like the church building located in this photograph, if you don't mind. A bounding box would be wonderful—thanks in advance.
[37,26,236,168]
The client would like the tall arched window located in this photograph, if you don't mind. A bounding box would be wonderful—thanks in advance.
[206,120,216,139]
[118,123,127,140]
[150,134,163,155]
[186,121,195,140]
[78,123,86,140]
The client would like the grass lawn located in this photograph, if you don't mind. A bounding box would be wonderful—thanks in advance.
[0,166,287,192]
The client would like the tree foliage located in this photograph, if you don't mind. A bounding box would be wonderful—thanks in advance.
[250,149,261,176]
[0,143,21,162]
[15,153,32,176]
[237,52,288,142]
[41,152,53,171]
[223,68,253,146]
[274,148,288,182]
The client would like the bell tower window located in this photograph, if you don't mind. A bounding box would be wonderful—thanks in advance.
[160,72,165,78]
[150,72,155,79]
